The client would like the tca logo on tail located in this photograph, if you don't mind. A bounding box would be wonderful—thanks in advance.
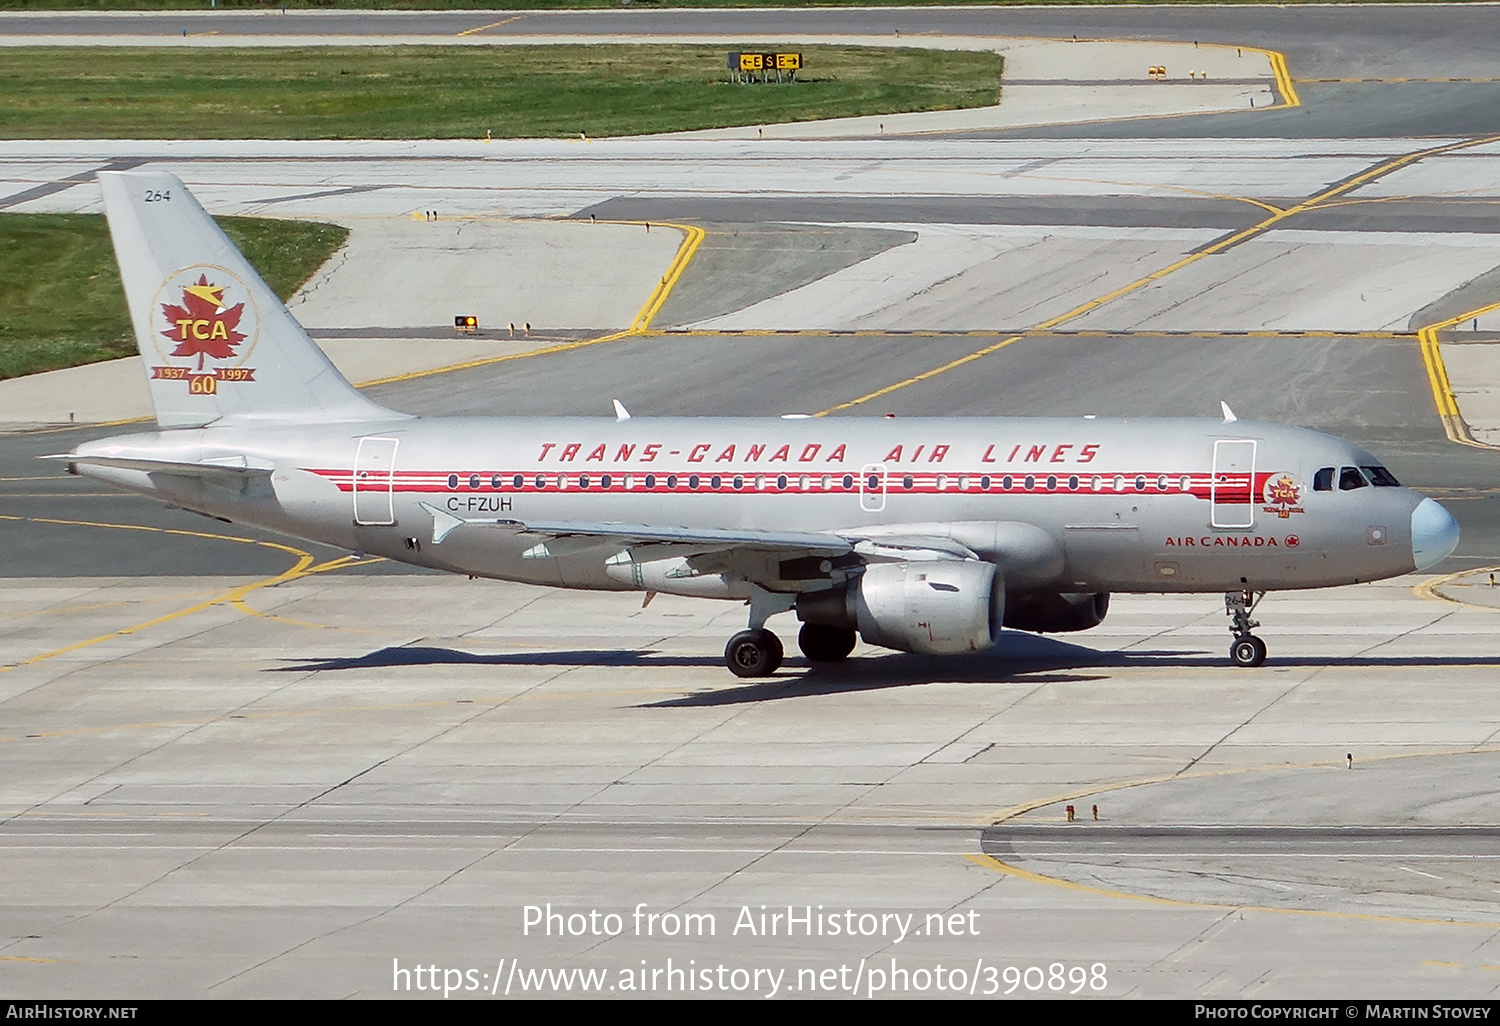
[150,266,260,395]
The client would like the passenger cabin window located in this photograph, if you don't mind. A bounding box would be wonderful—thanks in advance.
[1363,465,1400,487]
[1339,466,1368,490]
[1313,467,1334,491]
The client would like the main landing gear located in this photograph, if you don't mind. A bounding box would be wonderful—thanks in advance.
[722,589,857,677]
[798,623,857,663]
[725,629,783,677]
[1225,588,1268,667]
[723,624,859,677]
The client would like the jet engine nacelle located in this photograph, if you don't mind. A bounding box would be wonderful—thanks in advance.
[1002,590,1109,633]
[797,560,1003,656]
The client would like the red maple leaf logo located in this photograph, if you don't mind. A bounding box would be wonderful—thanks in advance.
[160,275,246,370]
[1265,475,1300,506]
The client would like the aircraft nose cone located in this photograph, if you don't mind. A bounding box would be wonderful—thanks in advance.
[1411,497,1460,571]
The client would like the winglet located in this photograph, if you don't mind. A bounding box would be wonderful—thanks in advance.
[1220,401,1237,423]
[613,398,631,422]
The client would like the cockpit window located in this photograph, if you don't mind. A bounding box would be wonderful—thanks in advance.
[1313,467,1334,491]
[1362,465,1400,487]
[1339,466,1369,490]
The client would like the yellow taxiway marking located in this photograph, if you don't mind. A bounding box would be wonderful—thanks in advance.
[632,222,707,333]
[0,515,315,676]
[815,335,1024,416]
[0,955,65,964]
[1263,48,1302,108]
[1415,298,1500,450]
[229,555,398,632]
[1313,194,1500,211]
[816,133,1500,415]
[356,220,705,390]
[968,744,1500,929]
[1413,564,1500,610]
[456,15,526,37]
[967,852,1500,931]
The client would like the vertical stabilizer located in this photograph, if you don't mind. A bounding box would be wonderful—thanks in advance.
[99,170,395,427]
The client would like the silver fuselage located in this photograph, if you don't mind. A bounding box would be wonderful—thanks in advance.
[74,414,1436,597]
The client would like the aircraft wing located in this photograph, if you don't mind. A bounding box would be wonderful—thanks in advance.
[423,504,984,594]
[420,503,854,554]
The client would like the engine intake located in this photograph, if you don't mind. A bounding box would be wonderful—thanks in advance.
[797,560,1003,656]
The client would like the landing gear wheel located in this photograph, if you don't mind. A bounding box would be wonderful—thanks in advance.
[725,629,783,677]
[798,623,856,663]
[1229,635,1267,668]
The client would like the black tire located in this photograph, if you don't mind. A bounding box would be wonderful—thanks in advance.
[725,629,783,677]
[1229,635,1268,668]
[798,623,856,662]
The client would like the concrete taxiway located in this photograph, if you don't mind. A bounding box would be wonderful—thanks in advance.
[6,5,1500,1000]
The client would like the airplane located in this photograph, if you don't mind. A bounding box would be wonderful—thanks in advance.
[55,171,1461,677]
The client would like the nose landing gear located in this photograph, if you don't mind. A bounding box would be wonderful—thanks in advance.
[1225,588,1267,667]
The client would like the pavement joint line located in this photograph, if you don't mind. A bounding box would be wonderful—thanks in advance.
[965,852,1500,931]
[1299,78,1500,84]
[0,590,225,621]
[1008,171,1285,217]
[981,744,1500,828]
[201,657,598,986]
[659,329,1410,340]
[814,133,1500,415]
[14,650,1487,749]
[0,156,144,211]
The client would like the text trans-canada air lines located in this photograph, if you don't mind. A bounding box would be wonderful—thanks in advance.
[59,172,1461,676]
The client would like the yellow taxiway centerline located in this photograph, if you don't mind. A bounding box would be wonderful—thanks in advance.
[817,133,1500,415]
[0,515,315,675]
[356,220,705,390]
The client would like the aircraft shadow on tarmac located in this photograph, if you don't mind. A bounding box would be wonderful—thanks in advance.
[271,633,1500,705]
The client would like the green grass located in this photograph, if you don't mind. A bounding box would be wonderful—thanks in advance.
[0,46,1002,139]
[0,214,348,379]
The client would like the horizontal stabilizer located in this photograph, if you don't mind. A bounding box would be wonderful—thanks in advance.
[42,453,273,481]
